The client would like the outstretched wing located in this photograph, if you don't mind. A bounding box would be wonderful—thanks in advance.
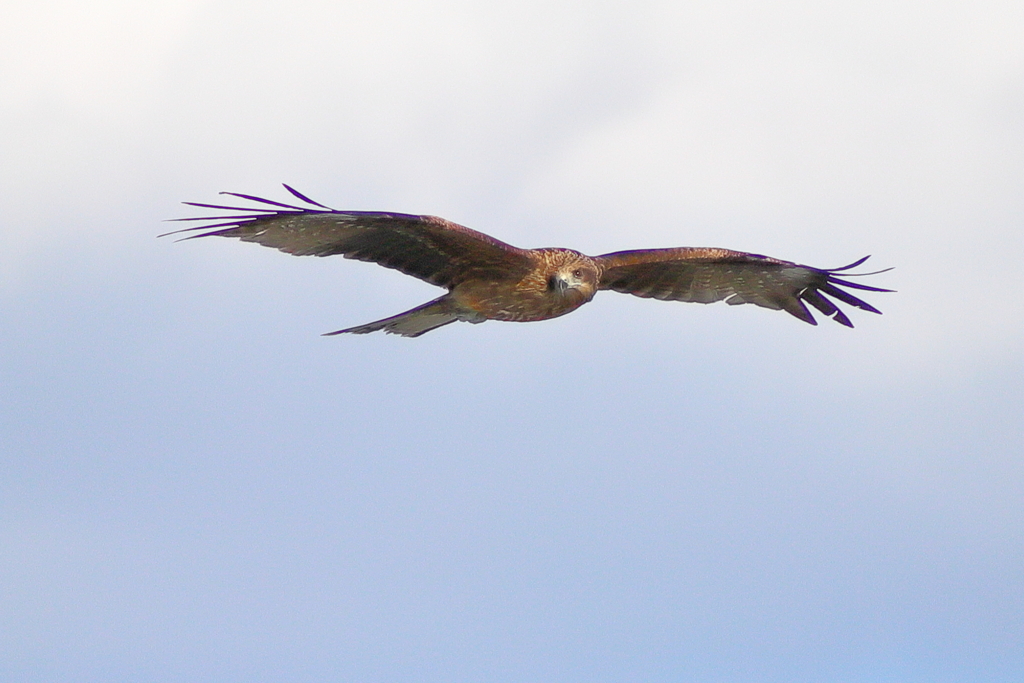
[164,185,534,289]
[595,247,891,327]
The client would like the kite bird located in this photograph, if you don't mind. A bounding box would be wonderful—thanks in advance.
[166,185,892,337]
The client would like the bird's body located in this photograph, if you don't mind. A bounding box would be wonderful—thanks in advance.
[168,185,891,337]
[451,249,599,322]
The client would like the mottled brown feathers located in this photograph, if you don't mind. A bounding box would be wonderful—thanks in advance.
[166,185,892,336]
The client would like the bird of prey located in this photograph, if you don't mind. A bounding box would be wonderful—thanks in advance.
[167,185,891,337]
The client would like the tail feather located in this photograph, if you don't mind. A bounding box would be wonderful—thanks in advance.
[323,295,466,338]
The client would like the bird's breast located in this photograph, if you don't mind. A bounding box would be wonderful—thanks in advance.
[451,277,591,322]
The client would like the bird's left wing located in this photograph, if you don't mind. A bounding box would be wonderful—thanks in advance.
[164,185,534,289]
[595,247,891,327]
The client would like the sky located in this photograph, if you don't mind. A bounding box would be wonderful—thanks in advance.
[1,1,1022,681]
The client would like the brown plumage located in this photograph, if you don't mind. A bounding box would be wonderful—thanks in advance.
[166,185,892,337]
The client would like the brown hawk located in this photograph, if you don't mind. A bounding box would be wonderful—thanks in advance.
[166,185,892,337]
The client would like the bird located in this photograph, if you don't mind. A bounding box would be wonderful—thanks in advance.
[166,185,892,337]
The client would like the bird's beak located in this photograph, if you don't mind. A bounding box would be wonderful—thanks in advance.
[549,274,570,294]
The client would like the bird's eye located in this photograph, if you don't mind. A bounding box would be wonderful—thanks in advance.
[573,269,583,279]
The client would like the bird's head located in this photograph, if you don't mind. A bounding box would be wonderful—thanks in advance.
[544,250,600,301]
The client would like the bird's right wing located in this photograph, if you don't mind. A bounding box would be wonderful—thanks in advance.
[595,247,892,327]
[164,185,534,289]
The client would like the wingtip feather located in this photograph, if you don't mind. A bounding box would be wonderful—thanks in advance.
[218,191,307,211]
[828,255,872,271]
[831,309,854,327]
[283,184,334,210]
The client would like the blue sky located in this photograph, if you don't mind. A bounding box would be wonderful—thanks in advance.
[1,1,1022,681]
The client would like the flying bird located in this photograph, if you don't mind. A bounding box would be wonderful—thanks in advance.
[167,185,892,337]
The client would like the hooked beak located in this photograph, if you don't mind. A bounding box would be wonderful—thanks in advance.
[549,274,572,294]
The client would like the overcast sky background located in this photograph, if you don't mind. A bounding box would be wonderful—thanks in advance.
[1,1,1022,681]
